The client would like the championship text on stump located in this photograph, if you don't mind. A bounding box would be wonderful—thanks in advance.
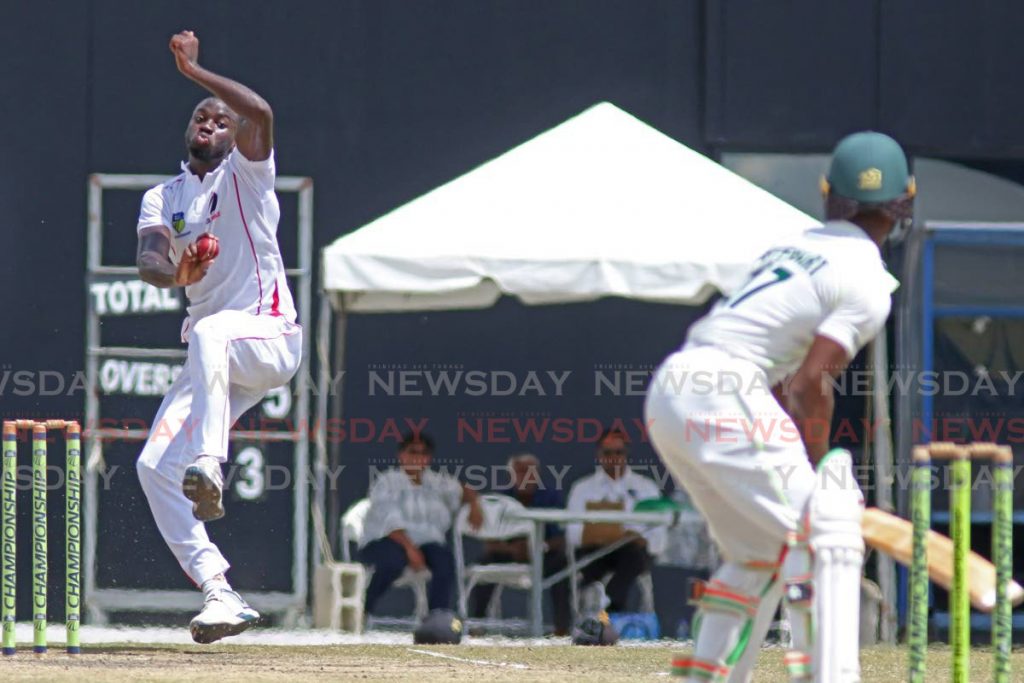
[1,420,81,656]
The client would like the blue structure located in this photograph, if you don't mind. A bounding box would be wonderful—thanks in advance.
[896,222,1024,634]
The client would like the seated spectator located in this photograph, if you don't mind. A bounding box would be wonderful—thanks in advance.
[468,453,572,635]
[359,432,483,616]
[566,428,665,613]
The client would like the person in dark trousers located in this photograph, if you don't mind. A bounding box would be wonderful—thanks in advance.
[469,453,572,635]
[359,433,483,614]
[565,429,665,613]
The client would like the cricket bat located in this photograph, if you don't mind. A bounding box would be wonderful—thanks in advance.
[861,506,1023,612]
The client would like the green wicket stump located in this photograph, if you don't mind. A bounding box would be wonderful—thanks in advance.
[909,442,1014,683]
[2,424,15,656]
[1,420,81,657]
[909,446,931,682]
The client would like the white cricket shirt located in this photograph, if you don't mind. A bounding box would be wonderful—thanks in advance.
[684,221,898,385]
[137,149,297,339]
[360,468,464,548]
[565,467,667,554]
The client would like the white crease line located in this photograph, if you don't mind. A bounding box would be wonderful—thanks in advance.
[407,647,530,669]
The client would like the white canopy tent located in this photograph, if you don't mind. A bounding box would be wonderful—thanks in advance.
[312,101,826,621]
[320,102,817,311]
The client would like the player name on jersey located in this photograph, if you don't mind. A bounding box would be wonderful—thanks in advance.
[756,245,828,274]
[89,277,181,316]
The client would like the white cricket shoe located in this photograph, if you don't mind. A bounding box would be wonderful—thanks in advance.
[183,455,225,522]
[189,589,261,644]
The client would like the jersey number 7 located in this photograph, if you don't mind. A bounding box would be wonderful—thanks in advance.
[728,266,793,308]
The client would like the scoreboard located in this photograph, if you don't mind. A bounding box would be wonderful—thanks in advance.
[83,173,313,625]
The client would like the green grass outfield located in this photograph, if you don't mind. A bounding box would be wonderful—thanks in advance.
[0,643,1020,682]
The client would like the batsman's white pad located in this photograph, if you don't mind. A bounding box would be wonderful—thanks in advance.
[684,562,780,683]
[784,449,864,683]
[726,574,783,683]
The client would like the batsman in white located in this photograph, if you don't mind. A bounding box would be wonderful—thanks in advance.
[645,132,915,682]
[135,30,301,643]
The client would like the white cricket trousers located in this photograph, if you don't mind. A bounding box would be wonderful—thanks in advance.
[644,346,817,564]
[136,310,302,586]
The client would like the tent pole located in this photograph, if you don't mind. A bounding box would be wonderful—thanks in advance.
[327,299,349,553]
[870,332,898,644]
[314,291,333,565]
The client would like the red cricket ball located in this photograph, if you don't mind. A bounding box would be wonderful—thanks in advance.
[194,232,220,262]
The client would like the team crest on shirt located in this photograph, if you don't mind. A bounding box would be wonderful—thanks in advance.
[206,192,221,225]
[172,211,186,234]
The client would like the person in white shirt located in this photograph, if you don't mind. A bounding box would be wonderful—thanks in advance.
[645,132,914,682]
[133,30,301,644]
[565,429,665,613]
[359,433,484,616]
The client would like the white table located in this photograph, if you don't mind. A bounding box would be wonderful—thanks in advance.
[506,508,702,636]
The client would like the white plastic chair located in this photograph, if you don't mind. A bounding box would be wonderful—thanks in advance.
[454,494,536,627]
[341,498,431,621]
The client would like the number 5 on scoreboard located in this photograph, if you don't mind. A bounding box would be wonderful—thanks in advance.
[728,266,792,307]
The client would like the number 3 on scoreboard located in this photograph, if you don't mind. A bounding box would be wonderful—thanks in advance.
[728,266,793,307]
[234,447,266,501]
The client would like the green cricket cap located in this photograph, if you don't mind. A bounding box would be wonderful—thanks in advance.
[826,131,912,203]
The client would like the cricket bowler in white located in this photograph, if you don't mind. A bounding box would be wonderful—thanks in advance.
[134,31,301,643]
[646,132,914,682]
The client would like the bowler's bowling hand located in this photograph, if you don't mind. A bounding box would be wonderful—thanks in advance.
[174,243,214,286]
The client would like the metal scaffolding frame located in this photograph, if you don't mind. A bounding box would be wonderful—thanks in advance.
[84,172,313,624]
